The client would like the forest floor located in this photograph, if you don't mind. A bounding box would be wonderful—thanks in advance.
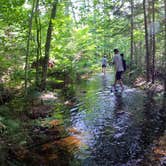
[133,76,164,93]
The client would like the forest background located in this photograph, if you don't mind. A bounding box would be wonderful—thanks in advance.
[0,0,165,94]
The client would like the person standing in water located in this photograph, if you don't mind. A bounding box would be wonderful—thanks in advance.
[112,49,124,90]
[101,55,107,75]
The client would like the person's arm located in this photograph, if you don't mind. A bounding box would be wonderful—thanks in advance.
[109,57,114,66]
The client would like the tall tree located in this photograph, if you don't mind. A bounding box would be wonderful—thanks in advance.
[143,0,150,82]
[130,0,134,69]
[151,0,156,83]
[25,0,36,95]
[164,0,166,94]
[41,0,58,90]
[70,0,78,28]
[34,0,41,88]
[103,0,106,55]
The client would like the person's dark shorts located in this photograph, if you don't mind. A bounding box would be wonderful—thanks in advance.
[102,64,106,68]
[116,71,123,80]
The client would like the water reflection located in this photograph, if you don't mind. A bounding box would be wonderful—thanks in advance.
[64,73,166,166]
[140,91,166,147]
[101,75,107,91]
[114,91,123,111]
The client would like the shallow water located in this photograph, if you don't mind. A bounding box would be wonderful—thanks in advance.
[60,72,166,166]
[2,72,165,166]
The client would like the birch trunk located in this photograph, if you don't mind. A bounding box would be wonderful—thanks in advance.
[143,0,150,82]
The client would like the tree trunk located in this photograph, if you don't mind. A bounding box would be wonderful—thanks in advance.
[65,1,69,15]
[25,0,36,95]
[148,0,152,72]
[130,0,134,70]
[164,0,166,95]
[143,0,150,82]
[93,0,97,55]
[70,0,78,28]
[41,0,58,90]
[151,0,156,83]
[103,0,106,55]
[134,42,138,66]
[35,0,41,88]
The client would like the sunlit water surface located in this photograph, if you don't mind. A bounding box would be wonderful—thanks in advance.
[60,72,165,166]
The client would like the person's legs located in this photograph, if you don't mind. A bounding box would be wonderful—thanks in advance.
[103,67,106,75]
[102,65,106,75]
[118,72,124,90]
[102,65,104,73]
[114,71,124,90]
[113,71,118,90]
[113,79,117,87]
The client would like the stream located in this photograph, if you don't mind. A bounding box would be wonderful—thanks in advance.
[2,71,166,166]
[61,72,166,166]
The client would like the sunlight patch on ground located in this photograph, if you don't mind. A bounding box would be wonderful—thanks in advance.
[40,92,58,101]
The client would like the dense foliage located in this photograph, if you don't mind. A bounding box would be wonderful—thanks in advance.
[0,0,165,92]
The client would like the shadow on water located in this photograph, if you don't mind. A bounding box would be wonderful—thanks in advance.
[2,72,165,165]
[140,91,166,146]
[101,75,107,91]
[64,73,166,166]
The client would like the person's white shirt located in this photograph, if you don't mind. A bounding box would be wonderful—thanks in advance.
[113,53,124,72]
[102,56,107,65]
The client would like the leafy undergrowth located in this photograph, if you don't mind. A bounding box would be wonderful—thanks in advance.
[123,69,164,95]
[140,132,166,166]
[7,119,82,165]
[134,76,164,93]
[0,90,83,165]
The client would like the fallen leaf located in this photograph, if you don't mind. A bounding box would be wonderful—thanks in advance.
[42,143,53,151]
[55,136,82,151]
[67,128,81,134]
[49,120,61,127]
[46,154,58,160]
